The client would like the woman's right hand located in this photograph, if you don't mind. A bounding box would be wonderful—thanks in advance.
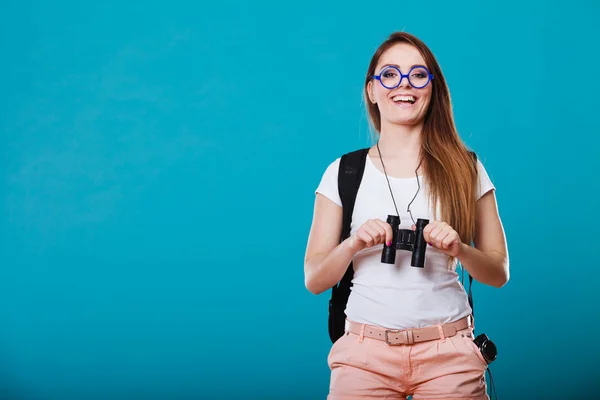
[348,219,394,252]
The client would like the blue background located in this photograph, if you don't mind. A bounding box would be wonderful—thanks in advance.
[1,0,599,399]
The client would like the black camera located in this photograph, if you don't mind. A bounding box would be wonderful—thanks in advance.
[473,333,497,364]
[381,216,429,267]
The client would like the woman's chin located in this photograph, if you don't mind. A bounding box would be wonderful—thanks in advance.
[383,115,425,128]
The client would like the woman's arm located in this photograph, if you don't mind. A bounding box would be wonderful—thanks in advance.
[304,193,394,294]
[457,190,510,288]
[303,194,357,295]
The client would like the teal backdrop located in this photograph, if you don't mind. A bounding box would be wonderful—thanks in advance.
[1,0,599,399]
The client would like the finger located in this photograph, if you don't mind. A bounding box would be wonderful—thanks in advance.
[357,230,375,247]
[361,222,384,244]
[385,223,394,245]
[443,230,460,249]
[364,224,385,245]
[435,230,451,249]
[368,220,387,234]
[435,229,452,248]
[371,220,389,242]
[427,226,444,245]
[422,222,438,243]
[422,226,430,243]
[441,232,458,249]
[374,220,394,245]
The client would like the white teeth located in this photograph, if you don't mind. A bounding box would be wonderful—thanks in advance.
[392,95,416,103]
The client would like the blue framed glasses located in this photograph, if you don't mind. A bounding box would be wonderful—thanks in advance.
[373,65,434,89]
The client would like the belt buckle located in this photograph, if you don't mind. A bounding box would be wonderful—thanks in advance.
[384,329,401,345]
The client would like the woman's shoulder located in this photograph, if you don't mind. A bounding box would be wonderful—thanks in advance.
[315,156,342,206]
[470,153,496,198]
[321,147,371,175]
[470,151,491,174]
[320,155,342,177]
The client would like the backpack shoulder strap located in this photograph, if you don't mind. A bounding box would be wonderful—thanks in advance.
[338,148,370,240]
[327,147,369,343]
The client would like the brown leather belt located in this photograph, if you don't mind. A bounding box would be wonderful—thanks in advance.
[345,315,472,345]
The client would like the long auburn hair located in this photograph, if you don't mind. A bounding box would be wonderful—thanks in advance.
[364,32,478,245]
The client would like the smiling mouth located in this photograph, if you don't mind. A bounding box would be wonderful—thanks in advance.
[391,95,416,105]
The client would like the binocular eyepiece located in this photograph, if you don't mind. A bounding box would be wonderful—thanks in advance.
[381,216,429,267]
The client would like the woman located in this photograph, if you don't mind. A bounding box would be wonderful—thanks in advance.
[304,32,509,399]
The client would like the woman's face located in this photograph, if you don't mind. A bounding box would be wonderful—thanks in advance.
[367,43,433,128]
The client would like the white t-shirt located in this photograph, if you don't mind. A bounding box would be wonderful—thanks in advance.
[315,153,495,330]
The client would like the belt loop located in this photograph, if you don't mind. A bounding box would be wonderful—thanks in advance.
[406,329,414,345]
[437,324,446,340]
[359,324,365,343]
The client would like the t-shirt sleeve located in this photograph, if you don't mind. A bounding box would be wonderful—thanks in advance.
[476,158,496,200]
[315,158,342,207]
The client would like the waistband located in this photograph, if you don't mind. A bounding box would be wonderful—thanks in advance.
[345,315,473,345]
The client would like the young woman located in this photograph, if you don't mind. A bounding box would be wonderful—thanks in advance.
[304,32,509,399]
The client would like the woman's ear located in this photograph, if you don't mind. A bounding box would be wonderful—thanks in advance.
[367,81,376,104]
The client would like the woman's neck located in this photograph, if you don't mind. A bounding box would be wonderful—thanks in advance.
[375,121,423,158]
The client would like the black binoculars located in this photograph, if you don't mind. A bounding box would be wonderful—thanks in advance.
[381,216,429,267]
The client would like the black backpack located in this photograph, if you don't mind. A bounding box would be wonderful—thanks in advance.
[327,147,477,344]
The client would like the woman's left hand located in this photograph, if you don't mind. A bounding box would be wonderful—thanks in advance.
[413,221,464,257]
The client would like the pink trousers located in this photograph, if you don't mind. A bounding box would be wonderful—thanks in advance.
[327,319,489,399]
